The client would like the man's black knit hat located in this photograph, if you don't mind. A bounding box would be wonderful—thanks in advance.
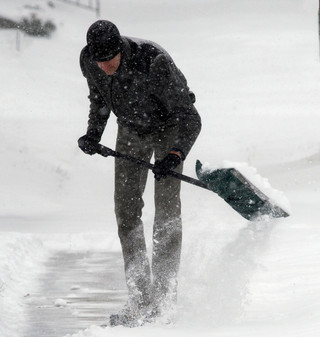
[86,20,123,62]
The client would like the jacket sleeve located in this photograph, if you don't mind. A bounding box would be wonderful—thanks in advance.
[149,54,201,158]
[80,48,111,141]
[85,79,111,141]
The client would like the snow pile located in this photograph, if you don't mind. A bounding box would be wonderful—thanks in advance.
[0,234,49,337]
[54,298,68,307]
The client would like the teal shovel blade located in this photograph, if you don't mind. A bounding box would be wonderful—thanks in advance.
[196,160,289,220]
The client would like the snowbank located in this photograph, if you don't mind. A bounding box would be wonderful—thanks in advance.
[0,234,49,337]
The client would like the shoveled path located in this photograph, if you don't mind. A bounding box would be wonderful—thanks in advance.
[23,250,127,337]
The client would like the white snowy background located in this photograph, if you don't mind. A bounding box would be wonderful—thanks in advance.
[1,0,320,336]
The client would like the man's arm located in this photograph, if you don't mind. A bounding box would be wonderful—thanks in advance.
[149,54,202,159]
[79,48,111,154]
[86,79,111,141]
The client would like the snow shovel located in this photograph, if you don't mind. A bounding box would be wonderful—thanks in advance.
[97,144,289,221]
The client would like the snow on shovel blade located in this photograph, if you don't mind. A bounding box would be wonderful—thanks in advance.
[196,160,289,220]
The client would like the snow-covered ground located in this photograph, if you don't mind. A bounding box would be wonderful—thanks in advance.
[1,0,320,336]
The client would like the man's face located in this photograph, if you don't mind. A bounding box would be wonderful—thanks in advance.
[97,53,121,75]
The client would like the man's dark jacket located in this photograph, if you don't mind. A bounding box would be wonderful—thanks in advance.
[80,36,201,158]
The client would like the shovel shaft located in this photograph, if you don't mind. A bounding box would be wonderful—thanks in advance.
[97,144,209,190]
[96,144,289,220]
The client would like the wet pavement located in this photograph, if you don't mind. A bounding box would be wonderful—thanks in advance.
[23,250,127,337]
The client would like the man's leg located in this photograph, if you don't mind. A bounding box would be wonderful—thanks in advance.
[114,126,153,306]
[152,129,183,311]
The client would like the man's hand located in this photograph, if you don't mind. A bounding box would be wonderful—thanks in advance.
[152,153,181,181]
[78,134,99,155]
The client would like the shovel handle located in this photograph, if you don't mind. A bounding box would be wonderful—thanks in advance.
[97,144,209,190]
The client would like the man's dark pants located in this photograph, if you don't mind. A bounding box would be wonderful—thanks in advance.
[114,124,183,308]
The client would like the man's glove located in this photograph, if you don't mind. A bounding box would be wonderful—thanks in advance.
[78,134,99,155]
[152,153,181,181]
